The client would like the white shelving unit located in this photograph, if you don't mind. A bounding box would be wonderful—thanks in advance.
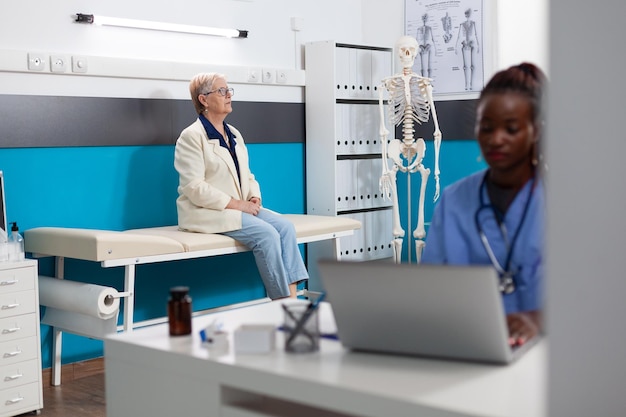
[305,41,395,291]
[0,259,43,417]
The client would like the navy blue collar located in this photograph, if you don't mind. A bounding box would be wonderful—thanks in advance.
[198,114,241,182]
[198,114,237,149]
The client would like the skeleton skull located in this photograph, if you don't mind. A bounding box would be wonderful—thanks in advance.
[396,35,418,69]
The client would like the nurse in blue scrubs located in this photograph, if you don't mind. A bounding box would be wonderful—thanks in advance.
[422,63,547,346]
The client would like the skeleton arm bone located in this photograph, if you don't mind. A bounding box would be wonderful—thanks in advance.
[473,22,480,53]
[423,81,442,201]
[378,80,393,200]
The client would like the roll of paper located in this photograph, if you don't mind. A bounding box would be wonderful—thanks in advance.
[42,308,119,338]
[38,275,120,319]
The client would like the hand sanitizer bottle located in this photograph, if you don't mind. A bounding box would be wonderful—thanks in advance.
[8,222,24,262]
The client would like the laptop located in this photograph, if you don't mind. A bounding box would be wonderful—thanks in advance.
[317,260,539,364]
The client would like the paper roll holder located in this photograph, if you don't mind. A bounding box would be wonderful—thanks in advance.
[109,291,132,300]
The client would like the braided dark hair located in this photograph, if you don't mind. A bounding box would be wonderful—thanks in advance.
[479,62,547,126]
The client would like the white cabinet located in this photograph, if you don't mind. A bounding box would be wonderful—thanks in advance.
[305,41,394,291]
[0,260,42,417]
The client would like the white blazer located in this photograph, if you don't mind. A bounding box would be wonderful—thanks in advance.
[174,119,261,234]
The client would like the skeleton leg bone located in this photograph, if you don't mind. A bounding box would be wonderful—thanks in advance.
[413,164,430,263]
[413,164,430,260]
[412,164,430,241]
[384,167,404,264]
[469,47,475,90]
[462,45,471,90]
[393,238,404,264]
[379,84,405,264]
[414,240,426,264]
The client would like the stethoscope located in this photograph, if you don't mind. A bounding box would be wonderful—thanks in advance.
[474,172,535,295]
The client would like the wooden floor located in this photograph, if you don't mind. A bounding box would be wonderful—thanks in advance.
[34,372,106,417]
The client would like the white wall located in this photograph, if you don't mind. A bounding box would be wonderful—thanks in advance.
[496,0,548,71]
[361,0,404,48]
[0,0,364,69]
[0,1,547,101]
[0,0,364,101]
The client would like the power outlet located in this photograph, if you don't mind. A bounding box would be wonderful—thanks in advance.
[72,56,88,73]
[276,70,287,84]
[27,53,46,71]
[50,55,68,73]
[248,67,260,83]
[262,68,274,83]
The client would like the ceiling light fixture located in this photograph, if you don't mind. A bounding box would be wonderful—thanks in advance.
[74,13,248,38]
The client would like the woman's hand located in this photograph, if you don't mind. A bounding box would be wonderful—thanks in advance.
[227,198,260,215]
[506,311,541,347]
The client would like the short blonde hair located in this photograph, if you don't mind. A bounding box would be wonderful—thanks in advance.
[189,72,227,114]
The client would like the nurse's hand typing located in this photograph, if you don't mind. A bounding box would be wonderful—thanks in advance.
[506,311,541,347]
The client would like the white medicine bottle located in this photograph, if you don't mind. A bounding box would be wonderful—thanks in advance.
[8,222,24,261]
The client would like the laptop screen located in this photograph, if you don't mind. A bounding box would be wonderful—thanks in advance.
[0,171,7,243]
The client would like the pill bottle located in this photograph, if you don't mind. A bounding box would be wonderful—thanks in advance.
[168,286,192,336]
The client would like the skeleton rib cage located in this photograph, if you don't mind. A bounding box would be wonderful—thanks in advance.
[387,77,431,127]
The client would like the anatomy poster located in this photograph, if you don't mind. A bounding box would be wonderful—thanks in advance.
[405,0,485,95]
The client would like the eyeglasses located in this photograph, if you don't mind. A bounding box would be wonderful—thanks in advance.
[202,87,234,97]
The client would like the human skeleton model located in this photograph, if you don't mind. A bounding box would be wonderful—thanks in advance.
[379,36,442,264]
[415,13,435,78]
[455,8,480,90]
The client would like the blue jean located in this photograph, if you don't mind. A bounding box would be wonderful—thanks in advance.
[222,209,309,299]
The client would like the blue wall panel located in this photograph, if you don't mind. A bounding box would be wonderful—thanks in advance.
[0,146,178,230]
[0,143,305,367]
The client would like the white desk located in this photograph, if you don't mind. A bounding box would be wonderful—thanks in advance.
[104,301,546,417]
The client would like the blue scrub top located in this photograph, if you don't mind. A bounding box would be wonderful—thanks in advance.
[422,169,545,314]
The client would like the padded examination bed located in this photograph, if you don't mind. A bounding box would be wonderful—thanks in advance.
[25,213,361,326]
[25,214,360,386]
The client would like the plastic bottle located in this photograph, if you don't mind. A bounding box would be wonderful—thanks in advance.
[7,222,24,262]
[168,286,192,336]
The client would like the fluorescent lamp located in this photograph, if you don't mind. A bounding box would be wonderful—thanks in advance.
[75,13,248,38]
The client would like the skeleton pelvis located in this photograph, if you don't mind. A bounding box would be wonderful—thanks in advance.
[388,138,426,169]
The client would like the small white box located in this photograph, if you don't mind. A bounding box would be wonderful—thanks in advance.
[234,324,276,353]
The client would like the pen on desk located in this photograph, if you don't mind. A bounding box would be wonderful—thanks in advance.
[308,292,326,310]
[285,292,326,346]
